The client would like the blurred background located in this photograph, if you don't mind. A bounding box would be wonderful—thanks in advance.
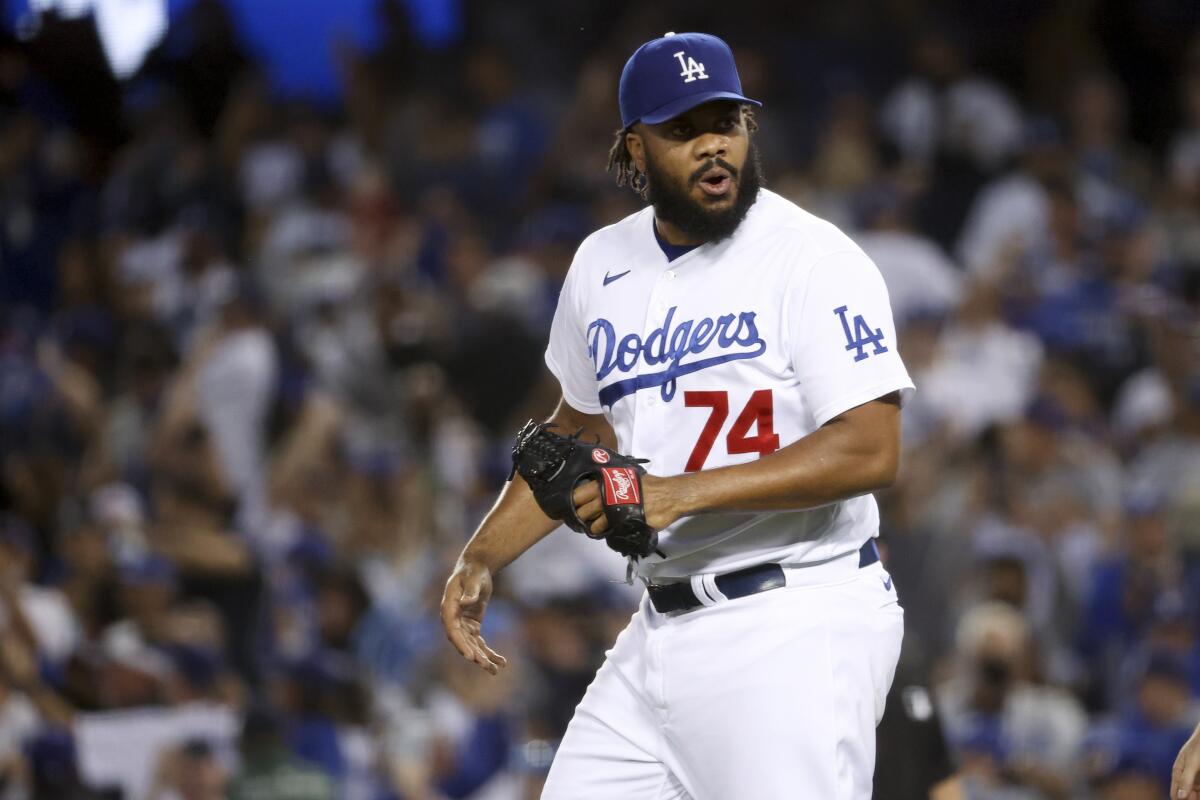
[0,0,1197,798]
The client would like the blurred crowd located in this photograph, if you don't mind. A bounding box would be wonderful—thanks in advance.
[0,0,1197,798]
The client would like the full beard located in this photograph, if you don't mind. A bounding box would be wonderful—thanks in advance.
[644,142,764,244]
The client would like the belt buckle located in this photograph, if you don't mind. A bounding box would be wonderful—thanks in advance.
[646,581,692,616]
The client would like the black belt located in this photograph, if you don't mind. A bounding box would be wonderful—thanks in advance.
[646,540,880,615]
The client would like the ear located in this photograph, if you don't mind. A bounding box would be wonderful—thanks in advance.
[626,129,646,173]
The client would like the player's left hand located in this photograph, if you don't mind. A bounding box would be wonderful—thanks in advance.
[1172,724,1200,799]
[573,473,680,536]
[440,560,508,675]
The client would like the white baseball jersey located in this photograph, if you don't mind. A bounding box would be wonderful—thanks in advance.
[545,188,915,581]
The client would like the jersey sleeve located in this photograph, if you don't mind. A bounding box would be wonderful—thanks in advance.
[544,252,603,415]
[789,248,915,427]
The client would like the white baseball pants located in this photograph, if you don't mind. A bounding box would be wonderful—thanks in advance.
[541,554,903,799]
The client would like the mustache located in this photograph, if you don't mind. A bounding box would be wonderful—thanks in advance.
[687,158,739,187]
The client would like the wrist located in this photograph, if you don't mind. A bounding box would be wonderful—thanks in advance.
[652,473,695,527]
[459,547,499,576]
[664,475,688,522]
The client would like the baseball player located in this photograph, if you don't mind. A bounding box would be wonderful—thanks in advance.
[442,31,913,798]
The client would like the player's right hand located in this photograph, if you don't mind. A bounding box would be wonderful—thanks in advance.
[441,560,508,675]
[1173,724,1200,799]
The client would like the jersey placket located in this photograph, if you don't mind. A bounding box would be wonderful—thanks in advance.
[632,264,683,460]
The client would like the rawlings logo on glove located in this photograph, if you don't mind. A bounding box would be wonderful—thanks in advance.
[509,420,663,560]
[602,467,640,504]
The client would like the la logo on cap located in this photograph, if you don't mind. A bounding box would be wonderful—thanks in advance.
[663,33,708,83]
[674,50,708,83]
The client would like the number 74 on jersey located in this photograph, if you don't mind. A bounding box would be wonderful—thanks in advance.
[683,389,779,472]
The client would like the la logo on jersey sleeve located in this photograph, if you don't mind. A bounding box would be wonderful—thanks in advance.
[833,305,888,362]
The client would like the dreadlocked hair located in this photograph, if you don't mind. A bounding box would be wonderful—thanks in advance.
[607,106,758,198]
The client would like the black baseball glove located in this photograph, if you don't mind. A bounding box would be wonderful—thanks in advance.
[509,420,663,560]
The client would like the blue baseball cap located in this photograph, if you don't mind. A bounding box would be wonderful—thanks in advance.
[619,32,761,129]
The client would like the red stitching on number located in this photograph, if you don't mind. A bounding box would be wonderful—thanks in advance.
[685,390,780,471]
[727,389,781,456]
[683,391,729,472]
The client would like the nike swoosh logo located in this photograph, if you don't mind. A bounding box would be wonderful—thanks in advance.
[882,576,893,591]
[603,269,631,286]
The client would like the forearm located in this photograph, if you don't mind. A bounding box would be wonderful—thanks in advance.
[664,396,900,518]
[460,476,561,573]
[459,399,616,573]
